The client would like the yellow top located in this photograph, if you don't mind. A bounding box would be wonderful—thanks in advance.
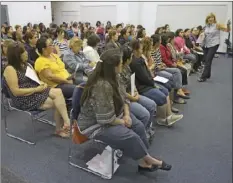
[35,53,70,88]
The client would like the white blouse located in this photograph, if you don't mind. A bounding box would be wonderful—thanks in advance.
[83,46,100,63]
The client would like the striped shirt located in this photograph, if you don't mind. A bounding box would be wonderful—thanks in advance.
[53,39,69,55]
[151,49,162,71]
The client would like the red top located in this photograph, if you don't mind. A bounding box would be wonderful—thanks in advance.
[174,36,190,54]
[159,44,175,67]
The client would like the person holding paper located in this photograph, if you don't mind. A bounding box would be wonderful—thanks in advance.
[3,42,70,138]
[78,48,172,173]
[119,45,156,138]
[130,40,183,127]
[198,13,231,82]
[35,36,76,99]
[183,28,203,72]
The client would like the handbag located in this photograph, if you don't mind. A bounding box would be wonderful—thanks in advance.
[72,120,89,144]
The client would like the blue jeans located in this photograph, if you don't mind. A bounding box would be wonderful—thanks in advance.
[142,86,168,106]
[130,95,156,129]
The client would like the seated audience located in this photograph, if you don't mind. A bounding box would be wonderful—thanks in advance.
[63,37,94,84]
[24,31,39,67]
[82,30,94,48]
[96,21,105,41]
[184,29,203,71]
[137,28,146,40]
[35,36,76,99]
[105,30,120,50]
[22,26,30,35]
[5,26,14,40]
[1,24,7,39]
[130,40,183,126]
[12,31,25,44]
[160,33,191,96]
[155,27,163,35]
[1,39,14,74]
[164,24,170,32]
[3,42,70,138]
[15,25,22,34]
[118,28,130,46]
[119,44,156,137]
[150,34,189,102]
[167,32,192,76]
[141,37,173,93]
[78,48,172,172]
[53,27,69,55]
[174,29,197,66]
[116,23,123,36]
[27,22,33,31]
[83,34,101,64]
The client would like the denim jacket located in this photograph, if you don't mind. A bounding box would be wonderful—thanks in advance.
[63,49,93,84]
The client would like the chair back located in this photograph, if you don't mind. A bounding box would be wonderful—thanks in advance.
[1,78,10,98]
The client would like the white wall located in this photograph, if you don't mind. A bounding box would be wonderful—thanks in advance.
[52,2,129,26]
[1,2,52,28]
[139,2,232,53]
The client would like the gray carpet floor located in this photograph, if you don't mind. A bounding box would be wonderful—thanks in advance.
[1,56,232,183]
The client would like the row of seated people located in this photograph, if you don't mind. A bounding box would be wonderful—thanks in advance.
[1,23,202,173]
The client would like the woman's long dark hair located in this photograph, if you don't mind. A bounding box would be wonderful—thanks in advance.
[81,48,124,116]
[175,29,183,37]
[161,33,169,47]
[7,42,26,71]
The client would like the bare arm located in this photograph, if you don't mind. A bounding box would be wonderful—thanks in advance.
[217,23,231,32]
[40,68,70,84]
[123,103,130,117]
[3,66,38,96]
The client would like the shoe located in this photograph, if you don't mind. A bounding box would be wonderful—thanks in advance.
[182,88,191,95]
[173,98,187,104]
[171,107,179,113]
[198,78,207,82]
[138,161,172,173]
[177,94,190,99]
[138,165,159,173]
[158,161,172,171]
[157,119,170,127]
[166,114,183,126]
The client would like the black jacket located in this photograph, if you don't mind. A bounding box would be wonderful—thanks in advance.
[130,55,155,94]
[184,36,193,50]
[105,40,120,51]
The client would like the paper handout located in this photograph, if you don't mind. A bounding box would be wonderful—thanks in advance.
[86,146,120,179]
[131,73,135,96]
[25,66,41,84]
[153,76,169,83]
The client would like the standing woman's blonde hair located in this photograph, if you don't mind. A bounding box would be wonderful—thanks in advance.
[205,13,217,24]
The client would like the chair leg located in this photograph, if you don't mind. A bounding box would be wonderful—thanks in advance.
[4,110,36,145]
[111,148,115,178]
[37,118,55,126]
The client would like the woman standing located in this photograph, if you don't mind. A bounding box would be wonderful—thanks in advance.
[198,13,231,82]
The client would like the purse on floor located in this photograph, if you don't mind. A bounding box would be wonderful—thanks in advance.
[72,120,89,144]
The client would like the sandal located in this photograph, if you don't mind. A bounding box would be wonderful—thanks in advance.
[54,129,70,138]
[173,98,187,104]
[63,124,70,132]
